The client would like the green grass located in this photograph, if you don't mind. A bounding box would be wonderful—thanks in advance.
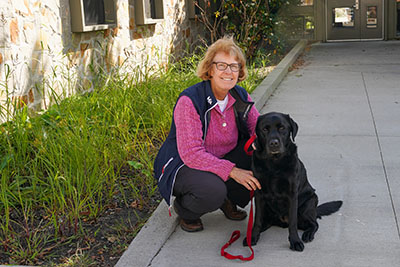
[0,51,271,265]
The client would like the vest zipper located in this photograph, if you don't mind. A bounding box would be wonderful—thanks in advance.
[202,103,218,145]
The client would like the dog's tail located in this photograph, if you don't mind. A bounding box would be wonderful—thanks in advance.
[317,201,343,219]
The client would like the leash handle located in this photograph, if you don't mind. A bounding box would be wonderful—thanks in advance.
[220,190,254,261]
[244,135,256,156]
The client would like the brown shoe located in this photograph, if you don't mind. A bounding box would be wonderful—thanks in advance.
[220,199,247,221]
[173,200,204,232]
[179,218,204,232]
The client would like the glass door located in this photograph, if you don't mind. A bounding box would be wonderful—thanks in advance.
[327,0,360,40]
[326,0,383,41]
[360,0,383,39]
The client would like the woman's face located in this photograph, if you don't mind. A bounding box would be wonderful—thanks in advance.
[209,52,240,100]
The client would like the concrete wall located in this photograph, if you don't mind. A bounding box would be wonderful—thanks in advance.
[0,0,202,117]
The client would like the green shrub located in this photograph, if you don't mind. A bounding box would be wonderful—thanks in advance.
[194,0,298,62]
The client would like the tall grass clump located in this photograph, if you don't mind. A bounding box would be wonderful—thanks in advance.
[0,45,269,265]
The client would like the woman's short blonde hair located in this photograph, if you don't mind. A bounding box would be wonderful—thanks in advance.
[197,36,247,82]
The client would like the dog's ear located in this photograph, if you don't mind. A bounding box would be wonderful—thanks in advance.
[254,120,264,153]
[286,114,298,142]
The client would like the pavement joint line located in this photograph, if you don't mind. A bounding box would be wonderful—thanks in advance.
[115,39,307,267]
[361,72,400,239]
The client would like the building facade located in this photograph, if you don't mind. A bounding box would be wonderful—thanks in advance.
[0,0,203,116]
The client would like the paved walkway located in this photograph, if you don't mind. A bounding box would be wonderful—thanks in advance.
[116,40,400,267]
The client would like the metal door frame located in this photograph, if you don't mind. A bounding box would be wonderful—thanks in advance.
[325,0,385,42]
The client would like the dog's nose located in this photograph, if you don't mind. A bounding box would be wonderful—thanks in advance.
[269,139,280,148]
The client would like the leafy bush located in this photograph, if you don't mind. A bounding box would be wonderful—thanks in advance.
[194,0,298,61]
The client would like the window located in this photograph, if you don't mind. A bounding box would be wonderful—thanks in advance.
[283,15,314,40]
[69,0,116,32]
[366,6,377,29]
[333,7,355,28]
[135,0,164,25]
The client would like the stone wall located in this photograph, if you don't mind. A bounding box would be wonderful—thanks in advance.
[0,0,202,118]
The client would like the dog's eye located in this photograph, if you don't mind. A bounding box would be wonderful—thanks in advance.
[262,127,269,133]
[279,126,285,132]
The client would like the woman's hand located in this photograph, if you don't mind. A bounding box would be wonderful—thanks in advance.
[229,167,261,191]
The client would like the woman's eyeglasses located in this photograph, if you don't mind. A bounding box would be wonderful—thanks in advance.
[213,62,241,72]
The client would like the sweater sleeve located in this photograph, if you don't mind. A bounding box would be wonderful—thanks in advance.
[174,96,235,181]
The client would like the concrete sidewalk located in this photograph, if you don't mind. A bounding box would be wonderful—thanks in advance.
[116,41,400,267]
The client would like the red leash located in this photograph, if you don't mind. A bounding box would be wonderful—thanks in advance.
[244,135,256,156]
[220,190,255,261]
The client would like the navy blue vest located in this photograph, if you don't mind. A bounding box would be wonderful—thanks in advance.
[153,80,254,206]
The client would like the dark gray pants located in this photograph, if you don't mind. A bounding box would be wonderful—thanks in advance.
[173,140,252,220]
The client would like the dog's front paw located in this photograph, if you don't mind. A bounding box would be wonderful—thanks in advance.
[243,234,259,247]
[289,237,304,252]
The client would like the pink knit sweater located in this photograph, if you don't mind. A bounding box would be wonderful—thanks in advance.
[174,92,259,181]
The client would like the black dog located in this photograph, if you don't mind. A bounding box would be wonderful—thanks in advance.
[244,112,342,251]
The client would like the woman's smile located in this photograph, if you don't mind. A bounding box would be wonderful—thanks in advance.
[210,52,240,100]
